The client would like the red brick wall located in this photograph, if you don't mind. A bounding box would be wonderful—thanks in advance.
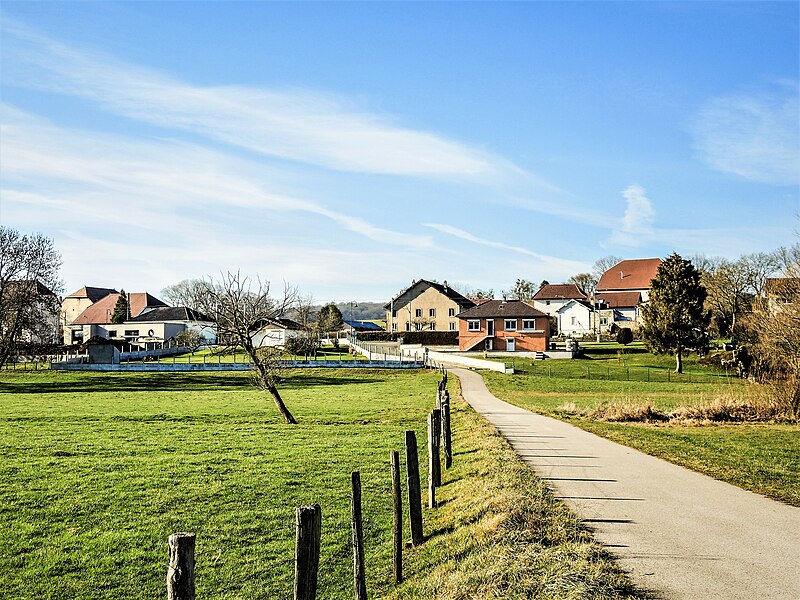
[458,317,548,352]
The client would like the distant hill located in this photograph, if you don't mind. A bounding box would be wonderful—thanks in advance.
[287,301,386,323]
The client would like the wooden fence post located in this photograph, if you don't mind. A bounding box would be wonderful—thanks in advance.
[441,393,452,470]
[390,450,403,584]
[294,504,322,600]
[428,409,441,508]
[404,431,424,546]
[167,532,196,600]
[351,471,368,600]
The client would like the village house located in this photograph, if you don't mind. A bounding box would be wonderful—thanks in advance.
[62,289,168,344]
[250,317,307,348]
[124,306,216,345]
[532,283,588,316]
[595,258,662,329]
[457,299,549,352]
[385,279,475,333]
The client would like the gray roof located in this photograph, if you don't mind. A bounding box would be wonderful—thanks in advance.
[127,306,213,323]
[385,279,475,311]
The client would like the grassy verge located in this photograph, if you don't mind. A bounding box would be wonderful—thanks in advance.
[0,369,639,599]
[482,369,800,506]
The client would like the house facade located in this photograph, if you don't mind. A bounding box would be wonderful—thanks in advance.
[385,279,475,333]
[251,318,306,348]
[61,286,118,343]
[532,283,588,316]
[124,307,216,345]
[457,300,549,352]
[556,299,596,338]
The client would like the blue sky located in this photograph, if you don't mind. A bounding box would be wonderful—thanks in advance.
[1,2,798,302]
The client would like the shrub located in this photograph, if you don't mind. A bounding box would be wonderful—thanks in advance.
[616,327,634,345]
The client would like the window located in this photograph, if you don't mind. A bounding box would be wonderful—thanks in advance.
[405,322,411,331]
[571,316,577,326]
[392,323,397,332]
[504,319,517,331]
[448,308,455,317]
[392,309,397,317]
[449,322,456,331]
[468,320,480,331]
[415,308,422,317]
[429,323,436,331]
[600,316,609,326]
[415,323,424,331]
[107,330,117,337]
[124,329,139,338]
[429,308,436,317]
[522,319,535,330]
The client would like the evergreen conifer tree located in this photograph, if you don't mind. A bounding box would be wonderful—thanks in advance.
[111,290,129,324]
[640,254,708,373]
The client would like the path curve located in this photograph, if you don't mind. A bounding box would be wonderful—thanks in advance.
[451,368,800,600]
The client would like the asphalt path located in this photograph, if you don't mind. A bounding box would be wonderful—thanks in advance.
[451,367,800,600]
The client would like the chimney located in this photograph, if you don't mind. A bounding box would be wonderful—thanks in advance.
[443,280,448,291]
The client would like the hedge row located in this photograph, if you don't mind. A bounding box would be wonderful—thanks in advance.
[355,331,459,346]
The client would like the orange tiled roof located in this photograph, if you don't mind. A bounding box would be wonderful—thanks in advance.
[71,293,167,325]
[596,258,662,292]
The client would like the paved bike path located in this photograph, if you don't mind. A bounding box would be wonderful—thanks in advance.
[451,368,800,600]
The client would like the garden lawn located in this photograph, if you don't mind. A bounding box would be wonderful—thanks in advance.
[482,369,800,507]
[0,369,639,599]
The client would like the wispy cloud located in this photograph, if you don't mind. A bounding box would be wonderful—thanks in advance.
[1,19,525,180]
[610,184,655,247]
[691,82,800,185]
[423,223,588,273]
[0,104,432,249]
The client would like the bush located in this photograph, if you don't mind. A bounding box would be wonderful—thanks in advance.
[616,328,634,345]
[284,335,318,356]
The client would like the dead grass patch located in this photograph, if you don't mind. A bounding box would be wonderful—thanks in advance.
[558,389,797,425]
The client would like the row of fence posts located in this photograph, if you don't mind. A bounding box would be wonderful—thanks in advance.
[165,366,452,600]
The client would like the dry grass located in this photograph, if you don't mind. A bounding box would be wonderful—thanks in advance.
[558,388,797,425]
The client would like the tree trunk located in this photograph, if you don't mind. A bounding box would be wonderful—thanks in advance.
[675,348,683,374]
[267,381,297,424]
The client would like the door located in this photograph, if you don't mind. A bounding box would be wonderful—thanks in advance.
[487,319,495,336]
[507,337,516,352]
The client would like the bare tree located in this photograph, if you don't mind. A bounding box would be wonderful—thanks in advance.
[195,272,299,424]
[745,244,800,416]
[161,279,207,310]
[591,255,622,280]
[507,278,536,301]
[0,227,62,366]
[174,329,206,354]
[568,273,597,296]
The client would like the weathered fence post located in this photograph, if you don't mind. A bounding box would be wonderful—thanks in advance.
[404,430,424,545]
[428,409,441,508]
[441,392,452,469]
[166,532,196,600]
[390,450,403,584]
[294,504,322,600]
[351,471,368,600]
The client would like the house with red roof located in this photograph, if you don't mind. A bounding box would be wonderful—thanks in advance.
[532,283,588,317]
[595,258,662,328]
[62,288,168,344]
[457,299,549,352]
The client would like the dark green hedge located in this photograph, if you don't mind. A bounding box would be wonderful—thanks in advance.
[354,331,459,346]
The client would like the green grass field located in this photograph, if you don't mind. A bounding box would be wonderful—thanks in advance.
[0,369,638,599]
[482,344,800,506]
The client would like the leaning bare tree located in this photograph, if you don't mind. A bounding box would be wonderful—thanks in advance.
[196,271,299,424]
[0,227,62,366]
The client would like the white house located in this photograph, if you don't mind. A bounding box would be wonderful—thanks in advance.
[250,318,306,347]
[556,299,595,337]
[532,284,588,317]
[124,307,216,345]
